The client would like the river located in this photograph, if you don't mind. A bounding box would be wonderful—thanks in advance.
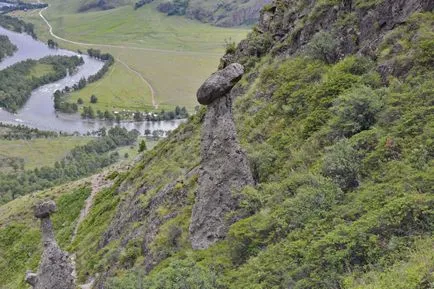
[0,26,183,135]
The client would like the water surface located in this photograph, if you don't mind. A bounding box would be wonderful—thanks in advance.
[0,26,183,134]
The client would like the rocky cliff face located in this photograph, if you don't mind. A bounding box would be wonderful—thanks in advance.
[25,201,75,289]
[221,0,433,69]
[156,0,271,27]
[186,0,272,27]
[190,63,254,249]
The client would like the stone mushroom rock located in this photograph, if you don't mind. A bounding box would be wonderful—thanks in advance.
[197,63,244,105]
[34,200,57,219]
[25,200,76,289]
[190,63,254,249]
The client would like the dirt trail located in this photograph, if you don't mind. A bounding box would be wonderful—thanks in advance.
[38,6,220,56]
[70,174,112,288]
[37,3,222,109]
[37,4,163,108]
[71,174,113,242]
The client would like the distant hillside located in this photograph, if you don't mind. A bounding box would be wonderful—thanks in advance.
[78,0,270,27]
[77,0,132,12]
[157,0,272,26]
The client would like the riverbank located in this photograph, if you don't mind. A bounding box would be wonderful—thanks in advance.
[0,26,185,135]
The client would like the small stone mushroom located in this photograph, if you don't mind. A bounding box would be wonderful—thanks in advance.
[25,271,38,287]
[197,63,244,105]
[34,200,57,219]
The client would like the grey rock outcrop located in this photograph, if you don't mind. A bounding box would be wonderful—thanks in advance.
[197,63,244,105]
[25,200,75,289]
[190,63,254,250]
[220,0,433,70]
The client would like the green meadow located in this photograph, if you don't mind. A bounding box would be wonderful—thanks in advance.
[15,1,249,111]
[0,137,91,171]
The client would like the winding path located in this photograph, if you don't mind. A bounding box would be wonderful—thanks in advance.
[38,5,165,108]
[38,6,221,56]
[71,174,113,242]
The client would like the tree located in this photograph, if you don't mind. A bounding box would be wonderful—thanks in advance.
[104,110,115,121]
[77,98,84,105]
[134,112,143,122]
[47,39,58,49]
[322,139,360,190]
[306,31,338,64]
[90,94,98,104]
[331,85,383,137]
[138,140,147,152]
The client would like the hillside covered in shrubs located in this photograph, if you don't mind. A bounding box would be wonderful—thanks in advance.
[0,0,432,288]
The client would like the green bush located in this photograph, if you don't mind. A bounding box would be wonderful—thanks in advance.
[322,139,360,190]
[331,85,384,137]
[142,257,218,289]
[306,31,339,64]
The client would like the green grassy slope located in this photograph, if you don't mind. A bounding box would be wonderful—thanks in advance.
[0,183,92,289]
[0,2,433,289]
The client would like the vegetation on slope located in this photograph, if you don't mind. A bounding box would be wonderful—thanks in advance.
[0,127,139,204]
[156,0,270,27]
[0,34,16,61]
[0,184,91,289]
[0,14,36,38]
[0,1,432,289]
[91,5,433,289]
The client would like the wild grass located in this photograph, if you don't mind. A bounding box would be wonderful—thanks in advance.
[27,63,54,78]
[0,136,91,171]
[13,1,249,110]
[68,62,153,112]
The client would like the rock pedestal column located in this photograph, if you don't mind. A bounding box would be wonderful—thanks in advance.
[25,200,76,289]
[189,63,254,250]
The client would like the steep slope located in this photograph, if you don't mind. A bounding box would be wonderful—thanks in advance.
[77,0,270,27]
[0,0,433,289]
[157,0,272,27]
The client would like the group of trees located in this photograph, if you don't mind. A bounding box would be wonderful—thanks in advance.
[157,0,188,16]
[86,49,114,83]
[47,39,59,49]
[133,106,189,122]
[0,34,16,61]
[0,14,36,38]
[0,2,47,14]
[0,55,84,112]
[0,123,61,140]
[53,49,114,113]
[0,127,139,203]
[134,0,153,10]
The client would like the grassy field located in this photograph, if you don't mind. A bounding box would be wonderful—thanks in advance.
[13,1,249,111]
[68,61,154,112]
[117,136,158,160]
[0,135,161,173]
[27,63,54,78]
[0,137,91,171]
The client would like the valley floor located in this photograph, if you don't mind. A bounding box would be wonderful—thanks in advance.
[13,1,249,111]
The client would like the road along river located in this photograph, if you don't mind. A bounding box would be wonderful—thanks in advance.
[0,26,183,135]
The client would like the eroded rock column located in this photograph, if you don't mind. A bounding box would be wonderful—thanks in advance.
[189,63,254,249]
[25,200,75,289]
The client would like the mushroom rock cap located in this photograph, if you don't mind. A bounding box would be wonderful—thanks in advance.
[34,200,57,218]
[197,63,244,105]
